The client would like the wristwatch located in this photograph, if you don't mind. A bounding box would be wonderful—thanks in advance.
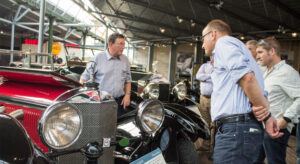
[263,113,272,122]
[283,117,291,123]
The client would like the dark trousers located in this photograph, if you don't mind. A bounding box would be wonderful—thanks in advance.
[256,129,290,164]
[115,95,126,117]
[213,119,264,164]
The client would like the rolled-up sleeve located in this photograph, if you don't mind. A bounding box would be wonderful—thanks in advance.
[215,39,252,83]
[125,58,131,83]
[196,64,210,81]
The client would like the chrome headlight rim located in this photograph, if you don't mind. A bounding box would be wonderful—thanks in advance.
[141,83,159,99]
[38,102,83,150]
[172,82,187,100]
[136,99,165,135]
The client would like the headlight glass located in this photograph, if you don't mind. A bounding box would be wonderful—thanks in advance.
[172,82,187,100]
[141,83,159,99]
[38,102,82,150]
[136,100,165,134]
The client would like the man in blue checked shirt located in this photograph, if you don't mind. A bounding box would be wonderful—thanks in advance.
[201,19,283,164]
[80,33,131,117]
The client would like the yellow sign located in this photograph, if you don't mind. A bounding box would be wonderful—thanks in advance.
[52,42,62,55]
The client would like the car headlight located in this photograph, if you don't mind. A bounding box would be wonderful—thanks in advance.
[172,82,187,100]
[38,102,82,150]
[136,99,165,134]
[141,83,159,99]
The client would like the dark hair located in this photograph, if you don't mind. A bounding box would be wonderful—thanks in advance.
[207,19,232,35]
[108,33,125,44]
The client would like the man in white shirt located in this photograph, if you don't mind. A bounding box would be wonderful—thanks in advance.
[196,56,213,152]
[255,37,300,164]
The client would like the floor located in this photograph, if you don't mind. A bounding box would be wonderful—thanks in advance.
[198,135,297,164]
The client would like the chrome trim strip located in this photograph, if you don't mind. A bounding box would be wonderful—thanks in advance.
[0,95,49,110]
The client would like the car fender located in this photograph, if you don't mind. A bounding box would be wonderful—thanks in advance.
[0,113,51,164]
[163,103,210,140]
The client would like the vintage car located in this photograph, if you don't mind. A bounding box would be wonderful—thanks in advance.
[0,50,209,164]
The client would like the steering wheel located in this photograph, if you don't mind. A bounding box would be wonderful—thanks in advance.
[69,57,83,62]
[56,68,67,75]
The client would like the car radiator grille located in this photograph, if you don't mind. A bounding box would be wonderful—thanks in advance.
[56,101,117,164]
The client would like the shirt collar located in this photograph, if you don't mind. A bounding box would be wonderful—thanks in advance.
[272,60,285,70]
[105,50,120,60]
[266,60,285,75]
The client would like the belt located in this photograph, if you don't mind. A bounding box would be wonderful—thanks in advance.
[202,95,211,98]
[214,112,255,129]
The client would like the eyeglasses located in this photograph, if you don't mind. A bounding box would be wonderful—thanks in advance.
[201,31,212,41]
[114,42,125,46]
[258,39,267,45]
[257,39,273,49]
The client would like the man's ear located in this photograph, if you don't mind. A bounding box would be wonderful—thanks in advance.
[108,42,113,47]
[269,48,276,56]
[211,30,217,41]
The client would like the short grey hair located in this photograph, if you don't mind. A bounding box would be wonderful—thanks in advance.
[246,40,258,49]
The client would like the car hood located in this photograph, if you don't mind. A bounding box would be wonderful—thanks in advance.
[0,67,81,88]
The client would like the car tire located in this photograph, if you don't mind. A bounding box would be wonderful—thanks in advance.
[177,138,200,164]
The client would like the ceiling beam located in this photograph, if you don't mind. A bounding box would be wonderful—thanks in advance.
[128,34,151,41]
[123,0,263,36]
[105,0,140,44]
[104,0,173,39]
[224,1,299,32]
[266,0,300,21]
[116,11,191,35]
[197,0,267,31]
[119,24,172,38]
[98,11,190,36]
[122,0,207,27]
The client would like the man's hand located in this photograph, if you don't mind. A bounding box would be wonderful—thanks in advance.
[252,105,270,121]
[264,117,284,139]
[277,117,288,129]
[121,94,130,109]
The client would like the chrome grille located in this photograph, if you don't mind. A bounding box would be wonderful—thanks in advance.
[55,101,118,164]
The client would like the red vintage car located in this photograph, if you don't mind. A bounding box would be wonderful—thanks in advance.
[0,50,209,164]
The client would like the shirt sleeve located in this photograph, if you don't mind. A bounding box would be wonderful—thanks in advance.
[80,56,96,81]
[215,38,252,83]
[125,57,131,83]
[196,64,210,81]
[280,70,300,123]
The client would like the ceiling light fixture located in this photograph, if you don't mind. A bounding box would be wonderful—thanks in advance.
[160,27,166,33]
[210,0,224,10]
[0,30,3,34]
[190,43,193,46]
[292,32,298,37]
[240,36,245,40]
[190,20,196,27]
[176,16,183,23]
[173,40,177,45]
[277,25,286,34]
